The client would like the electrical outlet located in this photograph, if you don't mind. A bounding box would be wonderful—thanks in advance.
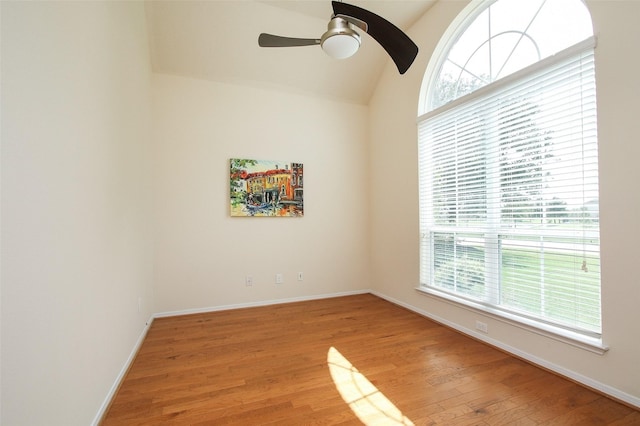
[297,272,304,281]
[275,273,283,284]
[475,320,488,333]
[245,276,253,286]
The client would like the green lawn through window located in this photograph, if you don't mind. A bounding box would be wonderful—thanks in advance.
[501,248,600,331]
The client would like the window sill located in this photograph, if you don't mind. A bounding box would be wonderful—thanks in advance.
[415,286,608,355]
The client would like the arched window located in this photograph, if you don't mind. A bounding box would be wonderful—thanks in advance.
[422,0,593,112]
[417,0,601,344]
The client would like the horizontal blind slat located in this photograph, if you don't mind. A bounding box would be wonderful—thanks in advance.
[419,43,601,335]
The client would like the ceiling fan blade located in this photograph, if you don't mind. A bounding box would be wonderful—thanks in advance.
[259,33,321,47]
[332,1,418,74]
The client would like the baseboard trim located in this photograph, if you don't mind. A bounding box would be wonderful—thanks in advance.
[91,314,155,426]
[153,289,370,318]
[370,290,640,410]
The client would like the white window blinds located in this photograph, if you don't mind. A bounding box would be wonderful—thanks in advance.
[418,38,600,336]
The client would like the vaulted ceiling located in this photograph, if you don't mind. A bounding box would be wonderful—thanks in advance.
[145,1,436,105]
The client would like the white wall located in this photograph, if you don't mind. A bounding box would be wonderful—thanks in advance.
[1,2,154,424]
[369,0,640,407]
[152,74,370,313]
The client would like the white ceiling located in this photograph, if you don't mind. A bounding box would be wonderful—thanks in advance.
[145,0,436,105]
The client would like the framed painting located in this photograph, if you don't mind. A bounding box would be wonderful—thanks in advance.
[230,158,304,217]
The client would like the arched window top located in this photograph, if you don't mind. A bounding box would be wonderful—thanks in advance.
[423,0,593,112]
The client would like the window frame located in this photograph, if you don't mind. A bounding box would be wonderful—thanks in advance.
[417,2,606,353]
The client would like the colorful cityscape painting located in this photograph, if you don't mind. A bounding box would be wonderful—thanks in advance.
[230,158,304,217]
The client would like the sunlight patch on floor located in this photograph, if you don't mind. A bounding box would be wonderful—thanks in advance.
[327,346,414,425]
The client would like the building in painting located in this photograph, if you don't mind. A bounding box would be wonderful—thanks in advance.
[291,163,304,202]
[244,164,303,206]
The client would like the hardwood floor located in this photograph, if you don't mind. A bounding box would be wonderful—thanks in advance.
[101,294,639,425]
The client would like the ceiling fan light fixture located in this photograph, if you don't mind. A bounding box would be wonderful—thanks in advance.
[258,2,419,74]
[320,17,361,59]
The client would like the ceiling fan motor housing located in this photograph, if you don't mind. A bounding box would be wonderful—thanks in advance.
[320,17,361,59]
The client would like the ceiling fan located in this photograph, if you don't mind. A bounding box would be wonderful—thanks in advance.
[258,1,419,75]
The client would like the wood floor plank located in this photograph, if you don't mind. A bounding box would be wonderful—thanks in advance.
[101,294,639,425]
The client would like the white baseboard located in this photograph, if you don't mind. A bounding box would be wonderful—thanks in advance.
[91,314,155,426]
[370,290,640,410]
[153,289,370,318]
